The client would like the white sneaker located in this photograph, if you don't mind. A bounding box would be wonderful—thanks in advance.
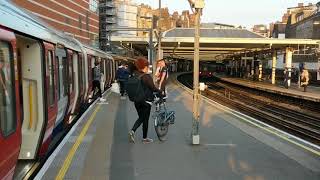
[100,98,106,102]
[142,138,153,144]
[128,130,135,143]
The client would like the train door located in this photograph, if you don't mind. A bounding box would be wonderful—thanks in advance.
[100,58,106,92]
[79,53,86,105]
[52,46,68,134]
[70,52,79,123]
[16,35,46,159]
[105,59,110,88]
[88,56,96,97]
[39,42,58,156]
[66,50,75,125]
[83,54,89,101]
[109,60,114,85]
[0,28,21,180]
[110,60,114,83]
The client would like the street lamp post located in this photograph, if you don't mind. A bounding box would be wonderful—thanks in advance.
[158,0,162,60]
[188,0,205,145]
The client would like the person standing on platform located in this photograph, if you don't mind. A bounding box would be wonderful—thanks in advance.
[156,59,168,97]
[154,61,161,82]
[301,67,310,92]
[93,61,106,102]
[283,67,289,89]
[116,63,129,99]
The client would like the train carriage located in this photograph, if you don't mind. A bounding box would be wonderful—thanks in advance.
[0,1,117,179]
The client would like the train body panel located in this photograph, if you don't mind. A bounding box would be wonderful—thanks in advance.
[0,27,21,180]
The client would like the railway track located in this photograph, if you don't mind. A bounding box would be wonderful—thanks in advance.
[178,74,320,145]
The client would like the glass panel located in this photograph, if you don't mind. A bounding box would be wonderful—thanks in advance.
[89,0,98,13]
[62,57,68,97]
[100,59,104,75]
[48,51,55,106]
[69,56,73,93]
[0,41,16,136]
[56,48,67,98]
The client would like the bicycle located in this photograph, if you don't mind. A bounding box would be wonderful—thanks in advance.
[153,95,175,141]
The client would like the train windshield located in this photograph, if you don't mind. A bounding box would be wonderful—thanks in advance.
[0,41,15,137]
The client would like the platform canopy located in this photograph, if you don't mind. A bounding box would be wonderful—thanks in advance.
[111,28,320,61]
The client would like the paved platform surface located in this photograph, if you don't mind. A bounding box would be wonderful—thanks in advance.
[35,77,320,180]
[216,75,320,102]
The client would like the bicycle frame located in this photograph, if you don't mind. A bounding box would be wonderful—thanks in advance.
[154,98,175,124]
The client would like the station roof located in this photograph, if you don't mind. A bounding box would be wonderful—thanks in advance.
[111,28,320,61]
[163,28,264,39]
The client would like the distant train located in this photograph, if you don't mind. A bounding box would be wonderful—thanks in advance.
[199,62,225,78]
[0,1,121,179]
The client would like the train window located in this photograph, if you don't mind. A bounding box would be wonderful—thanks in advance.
[0,41,16,137]
[69,56,73,93]
[48,51,55,106]
[62,57,68,96]
[100,59,105,75]
[56,48,67,99]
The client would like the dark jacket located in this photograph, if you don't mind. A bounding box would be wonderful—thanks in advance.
[135,71,161,102]
[116,67,129,81]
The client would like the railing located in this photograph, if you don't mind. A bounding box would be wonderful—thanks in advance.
[99,2,115,8]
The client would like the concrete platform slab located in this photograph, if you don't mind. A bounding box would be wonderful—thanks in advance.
[35,77,320,180]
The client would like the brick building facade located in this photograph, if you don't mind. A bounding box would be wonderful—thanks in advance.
[12,0,100,47]
[285,3,318,39]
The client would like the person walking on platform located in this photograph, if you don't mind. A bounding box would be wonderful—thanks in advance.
[128,57,162,144]
[116,63,129,99]
[92,61,106,102]
[301,67,309,92]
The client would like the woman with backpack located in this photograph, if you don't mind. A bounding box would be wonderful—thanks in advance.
[128,57,162,144]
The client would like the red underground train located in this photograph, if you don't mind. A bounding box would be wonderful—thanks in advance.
[0,1,119,179]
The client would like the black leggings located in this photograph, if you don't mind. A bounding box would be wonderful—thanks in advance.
[132,102,151,139]
[119,80,125,96]
[92,80,102,98]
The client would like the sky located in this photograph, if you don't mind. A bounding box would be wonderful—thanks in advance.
[134,0,319,28]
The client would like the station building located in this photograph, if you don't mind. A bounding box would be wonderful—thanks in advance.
[12,0,100,47]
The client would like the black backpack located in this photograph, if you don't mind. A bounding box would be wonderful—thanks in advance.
[126,74,146,102]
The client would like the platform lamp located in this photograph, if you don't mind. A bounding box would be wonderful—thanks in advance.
[188,0,205,145]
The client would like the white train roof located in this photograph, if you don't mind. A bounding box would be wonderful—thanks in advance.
[0,0,82,52]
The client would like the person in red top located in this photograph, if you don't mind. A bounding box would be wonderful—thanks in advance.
[128,57,162,144]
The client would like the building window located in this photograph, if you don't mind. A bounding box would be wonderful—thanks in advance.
[296,14,304,22]
[89,0,98,13]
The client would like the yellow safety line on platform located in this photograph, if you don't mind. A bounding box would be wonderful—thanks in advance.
[55,105,101,180]
[55,92,110,179]
[174,77,320,157]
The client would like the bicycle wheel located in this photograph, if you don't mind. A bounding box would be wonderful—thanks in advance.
[154,116,169,141]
